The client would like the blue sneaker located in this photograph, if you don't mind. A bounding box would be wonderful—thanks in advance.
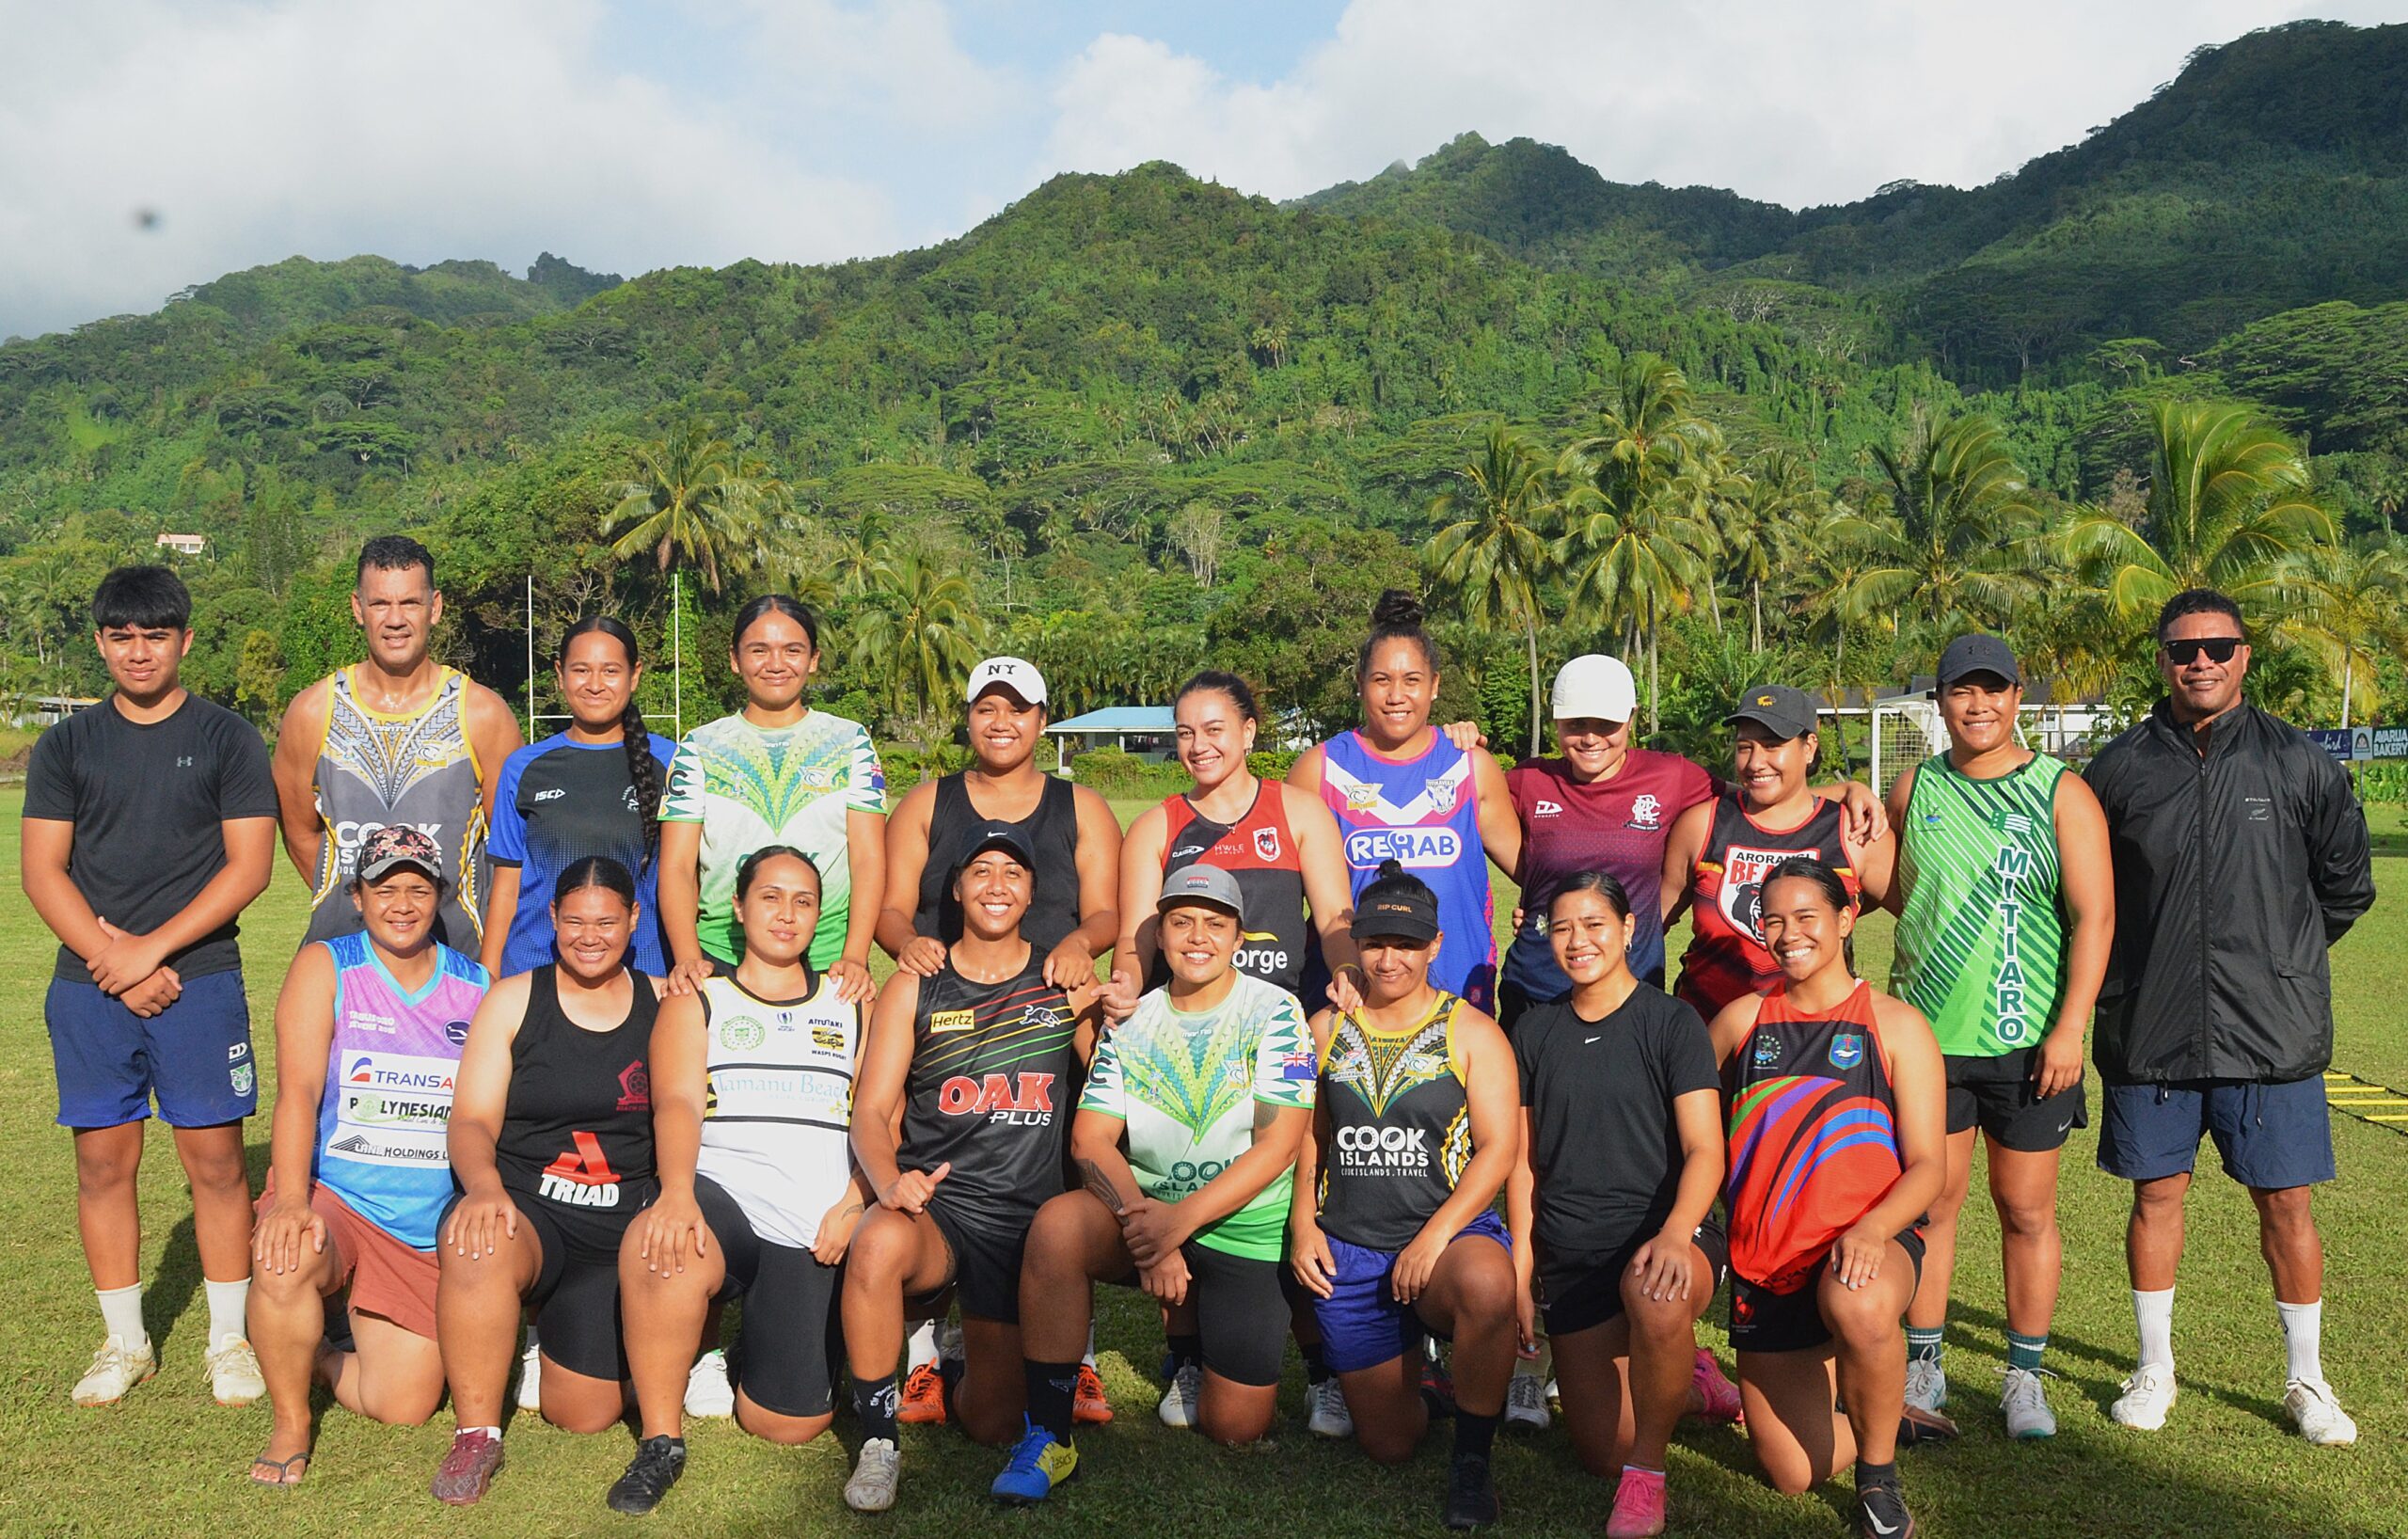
[991,1420,1078,1505]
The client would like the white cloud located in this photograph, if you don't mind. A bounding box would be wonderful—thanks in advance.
[715,0,1017,132]
[1043,0,2374,209]
[0,0,901,339]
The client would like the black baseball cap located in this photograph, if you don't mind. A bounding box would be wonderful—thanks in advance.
[952,821,1038,878]
[1355,880,1440,944]
[1724,683,1819,741]
[1935,633,2022,690]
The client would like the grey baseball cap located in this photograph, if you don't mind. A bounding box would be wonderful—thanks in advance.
[1158,863,1245,925]
[1935,633,2022,689]
[1724,683,1820,740]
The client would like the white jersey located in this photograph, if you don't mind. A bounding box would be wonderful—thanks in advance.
[694,972,860,1247]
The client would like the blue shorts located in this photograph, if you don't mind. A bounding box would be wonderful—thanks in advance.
[1311,1210,1512,1374]
[46,972,256,1130]
[2098,1076,2335,1190]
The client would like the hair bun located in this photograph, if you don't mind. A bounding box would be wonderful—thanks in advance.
[1375,857,1404,880]
[1370,588,1424,629]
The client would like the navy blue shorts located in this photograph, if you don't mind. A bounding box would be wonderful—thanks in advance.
[2098,1077,2335,1190]
[46,972,256,1129]
[1311,1210,1512,1374]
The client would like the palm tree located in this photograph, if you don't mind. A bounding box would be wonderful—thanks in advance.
[1427,425,1557,754]
[1555,355,1719,732]
[1724,448,1824,654]
[2063,401,2337,624]
[1846,413,2042,640]
[2276,540,2408,728]
[1788,502,1889,773]
[846,541,989,721]
[603,422,779,595]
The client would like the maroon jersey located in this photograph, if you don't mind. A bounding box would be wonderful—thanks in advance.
[1504,750,1716,995]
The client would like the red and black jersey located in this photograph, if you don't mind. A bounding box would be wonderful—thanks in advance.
[898,951,1081,1227]
[493,965,660,1217]
[1158,784,1308,992]
[1674,795,1857,1019]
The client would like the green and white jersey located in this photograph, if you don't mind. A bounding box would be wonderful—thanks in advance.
[1079,973,1317,1261]
[1891,753,2069,1057]
[661,711,886,970]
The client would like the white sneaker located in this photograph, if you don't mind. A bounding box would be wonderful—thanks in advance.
[1157,1361,1202,1429]
[1904,1357,1947,1414]
[2111,1362,2178,1431]
[844,1437,901,1512]
[685,1347,735,1419]
[1545,1376,1560,1412]
[1504,1370,1551,1431]
[515,1339,542,1412]
[1306,1375,1354,1438]
[205,1335,266,1406]
[71,1334,157,1407]
[2283,1378,2357,1447]
[2000,1368,2056,1439]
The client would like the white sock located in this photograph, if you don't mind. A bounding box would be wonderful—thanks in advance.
[2133,1288,2175,1372]
[1083,1324,1098,1371]
[96,1283,149,1350]
[2276,1299,2323,1386]
[205,1277,251,1347]
[905,1320,939,1373]
[463,1424,501,1441]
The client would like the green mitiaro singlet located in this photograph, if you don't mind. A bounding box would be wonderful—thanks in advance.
[1891,753,2068,1057]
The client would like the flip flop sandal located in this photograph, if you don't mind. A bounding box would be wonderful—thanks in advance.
[249,1452,310,1488]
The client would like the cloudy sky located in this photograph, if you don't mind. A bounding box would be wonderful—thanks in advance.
[2,0,2400,340]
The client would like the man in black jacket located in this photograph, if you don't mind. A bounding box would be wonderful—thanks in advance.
[2083,589,2375,1447]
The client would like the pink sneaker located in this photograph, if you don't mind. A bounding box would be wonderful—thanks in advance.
[1690,1348,1743,1423]
[1606,1467,1668,1538]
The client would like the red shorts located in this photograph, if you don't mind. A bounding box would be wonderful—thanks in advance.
[256,1177,439,1340]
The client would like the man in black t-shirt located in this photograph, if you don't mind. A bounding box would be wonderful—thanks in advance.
[22,566,278,1409]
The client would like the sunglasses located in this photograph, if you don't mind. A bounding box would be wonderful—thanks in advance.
[2162,637,2242,665]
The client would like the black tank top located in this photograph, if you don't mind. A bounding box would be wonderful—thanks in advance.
[898,949,1081,1228]
[916,772,1083,954]
[494,965,660,1216]
[1317,993,1473,1250]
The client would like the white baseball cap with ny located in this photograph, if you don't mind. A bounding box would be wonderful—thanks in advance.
[1551,654,1637,723]
[966,656,1048,707]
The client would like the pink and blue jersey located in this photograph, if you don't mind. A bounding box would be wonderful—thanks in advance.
[1316,731,1496,1008]
[313,932,489,1249]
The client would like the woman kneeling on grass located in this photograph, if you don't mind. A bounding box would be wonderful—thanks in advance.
[1290,860,1521,1531]
[430,856,663,1506]
[1506,871,1733,1538]
[246,826,490,1486]
[1708,857,1955,1539]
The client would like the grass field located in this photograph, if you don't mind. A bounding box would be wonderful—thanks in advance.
[6,789,2406,1538]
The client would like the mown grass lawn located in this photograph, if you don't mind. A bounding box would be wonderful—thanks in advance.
[4,788,2403,1537]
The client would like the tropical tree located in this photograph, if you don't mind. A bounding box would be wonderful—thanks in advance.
[603,422,781,595]
[2275,539,2408,727]
[1845,412,2042,640]
[1723,448,1825,653]
[1426,425,1557,754]
[1787,502,1891,770]
[2062,400,2337,624]
[846,540,989,722]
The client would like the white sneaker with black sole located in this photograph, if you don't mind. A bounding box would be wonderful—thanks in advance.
[1504,1370,1550,1431]
[1158,1361,1202,1429]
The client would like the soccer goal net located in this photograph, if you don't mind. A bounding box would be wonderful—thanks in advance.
[1855,699,2102,799]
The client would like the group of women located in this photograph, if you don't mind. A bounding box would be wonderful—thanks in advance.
[240,583,2025,1539]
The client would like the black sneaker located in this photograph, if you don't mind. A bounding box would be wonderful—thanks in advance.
[607,1436,688,1515]
[1443,1452,1500,1531]
[1857,1480,1915,1539]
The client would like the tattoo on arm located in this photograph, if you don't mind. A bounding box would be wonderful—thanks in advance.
[1076,1158,1125,1215]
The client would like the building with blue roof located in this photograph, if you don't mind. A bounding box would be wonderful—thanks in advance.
[1044,706,1175,774]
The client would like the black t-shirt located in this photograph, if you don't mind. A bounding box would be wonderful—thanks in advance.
[23,695,277,982]
[1513,986,1719,1257]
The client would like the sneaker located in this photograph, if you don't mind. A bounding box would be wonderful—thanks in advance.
[1857,1479,1915,1539]
[606,1435,687,1515]
[431,1429,505,1506]
[71,1335,156,1407]
[2001,1367,2057,1440]
[1442,1451,1500,1530]
[683,1347,734,1419]
[896,1361,948,1425]
[1420,1359,1457,1420]
[844,1437,901,1514]
[1545,1376,1561,1412]
[205,1335,265,1407]
[1073,1362,1113,1426]
[1897,1403,1960,1446]
[1690,1348,1742,1423]
[1503,1370,1550,1432]
[1606,1466,1668,1539]
[515,1339,542,1412]
[1307,1375,1354,1438]
[1904,1356,1946,1415]
[991,1420,1078,1505]
[2110,1362,2177,1431]
[2283,1378,2357,1447]
[1157,1360,1201,1429]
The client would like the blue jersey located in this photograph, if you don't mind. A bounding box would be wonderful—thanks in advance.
[487,732,676,976]
[1314,731,1497,1008]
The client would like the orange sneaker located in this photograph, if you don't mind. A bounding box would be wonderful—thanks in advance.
[1073,1362,1113,1425]
[896,1362,947,1425]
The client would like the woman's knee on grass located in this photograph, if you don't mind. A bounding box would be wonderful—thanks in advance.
[1196,1388,1278,1448]
[736,1396,834,1446]
[538,1372,628,1436]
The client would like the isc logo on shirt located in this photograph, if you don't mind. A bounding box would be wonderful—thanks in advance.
[1345,828,1462,869]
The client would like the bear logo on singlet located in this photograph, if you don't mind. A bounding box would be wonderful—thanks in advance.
[1720,843,1823,943]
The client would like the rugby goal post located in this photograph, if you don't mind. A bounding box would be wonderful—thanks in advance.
[1853,697,2095,799]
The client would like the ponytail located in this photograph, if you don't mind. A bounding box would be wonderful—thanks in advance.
[559,615,661,872]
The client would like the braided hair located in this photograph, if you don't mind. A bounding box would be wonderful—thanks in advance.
[559,615,663,873]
